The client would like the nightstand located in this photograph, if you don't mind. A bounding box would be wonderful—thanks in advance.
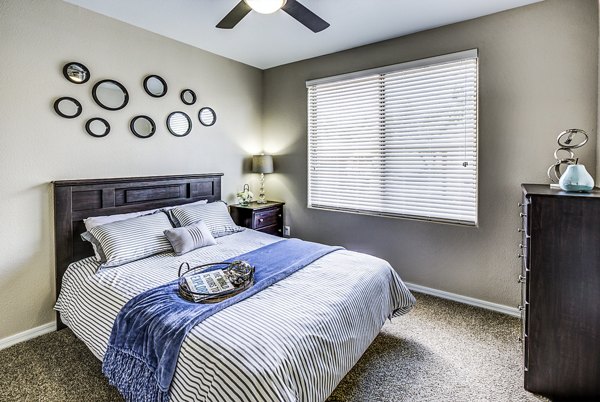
[229,201,284,237]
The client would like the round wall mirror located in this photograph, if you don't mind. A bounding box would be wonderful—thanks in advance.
[180,89,196,105]
[198,107,216,127]
[143,75,168,98]
[130,115,156,139]
[63,62,90,84]
[85,118,110,138]
[92,79,129,111]
[167,111,192,137]
[53,97,82,119]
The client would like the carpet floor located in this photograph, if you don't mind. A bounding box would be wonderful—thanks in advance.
[0,293,545,402]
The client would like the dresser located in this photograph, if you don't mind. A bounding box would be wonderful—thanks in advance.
[229,201,284,237]
[520,184,600,400]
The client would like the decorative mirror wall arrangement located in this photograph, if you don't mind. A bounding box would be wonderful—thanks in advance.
[130,115,157,139]
[85,118,110,137]
[167,111,192,137]
[143,75,168,98]
[198,107,217,126]
[92,79,129,111]
[54,62,216,139]
[63,62,90,84]
[180,89,196,105]
[54,97,82,119]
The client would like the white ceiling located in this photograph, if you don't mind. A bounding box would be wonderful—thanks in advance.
[63,0,542,69]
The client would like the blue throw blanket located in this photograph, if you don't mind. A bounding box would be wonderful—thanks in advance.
[102,238,342,402]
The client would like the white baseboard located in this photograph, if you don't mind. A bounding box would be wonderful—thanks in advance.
[405,282,521,318]
[0,322,56,351]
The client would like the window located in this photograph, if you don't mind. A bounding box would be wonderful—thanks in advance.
[307,49,478,226]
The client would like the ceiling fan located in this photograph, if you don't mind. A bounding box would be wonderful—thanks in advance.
[217,0,330,33]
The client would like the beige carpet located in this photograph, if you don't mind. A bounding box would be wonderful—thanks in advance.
[0,293,545,401]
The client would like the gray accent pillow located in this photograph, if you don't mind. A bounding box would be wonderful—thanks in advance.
[84,212,174,269]
[170,201,244,238]
[163,221,217,256]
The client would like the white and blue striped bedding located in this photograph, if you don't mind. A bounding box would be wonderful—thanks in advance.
[55,230,415,402]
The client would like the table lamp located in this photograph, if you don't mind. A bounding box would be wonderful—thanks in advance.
[252,154,273,204]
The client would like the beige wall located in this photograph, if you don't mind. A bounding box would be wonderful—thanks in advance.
[262,0,599,308]
[0,0,263,339]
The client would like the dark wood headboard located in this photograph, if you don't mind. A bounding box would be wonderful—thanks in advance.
[53,173,223,328]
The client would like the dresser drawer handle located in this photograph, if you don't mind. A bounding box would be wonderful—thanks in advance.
[517,254,524,258]
[517,228,524,233]
[519,243,524,249]
[278,229,282,233]
[519,212,525,217]
[518,274,526,283]
[278,214,282,218]
[518,305,525,311]
[259,218,264,223]
[518,202,524,207]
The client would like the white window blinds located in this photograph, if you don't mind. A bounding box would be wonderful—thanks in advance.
[307,50,478,226]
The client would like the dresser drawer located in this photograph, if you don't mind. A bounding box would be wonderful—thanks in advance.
[253,207,281,229]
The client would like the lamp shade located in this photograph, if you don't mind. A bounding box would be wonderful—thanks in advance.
[252,154,274,174]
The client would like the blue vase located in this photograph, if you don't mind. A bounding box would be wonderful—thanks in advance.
[559,164,595,192]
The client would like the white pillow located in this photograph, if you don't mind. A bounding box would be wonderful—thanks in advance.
[170,201,244,238]
[82,199,208,261]
[85,212,174,270]
[84,199,208,231]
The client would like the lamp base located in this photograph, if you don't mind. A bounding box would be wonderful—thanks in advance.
[256,173,267,203]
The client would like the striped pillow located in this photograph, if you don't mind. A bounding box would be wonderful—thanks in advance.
[171,201,244,238]
[86,212,174,269]
[163,221,217,256]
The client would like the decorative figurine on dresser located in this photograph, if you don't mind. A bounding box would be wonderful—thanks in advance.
[229,201,284,237]
[519,184,600,400]
[547,129,594,192]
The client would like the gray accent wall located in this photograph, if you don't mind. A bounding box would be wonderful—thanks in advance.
[0,0,262,339]
[262,0,599,308]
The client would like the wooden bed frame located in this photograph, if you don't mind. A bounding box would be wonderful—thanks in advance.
[53,173,223,329]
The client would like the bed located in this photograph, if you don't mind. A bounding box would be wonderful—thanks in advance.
[53,174,415,402]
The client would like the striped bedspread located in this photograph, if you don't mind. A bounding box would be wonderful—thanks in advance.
[56,230,415,402]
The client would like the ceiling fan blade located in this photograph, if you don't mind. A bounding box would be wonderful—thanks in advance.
[281,0,330,33]
[216,1,252,29]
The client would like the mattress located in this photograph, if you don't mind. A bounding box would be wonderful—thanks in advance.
[55,229,415,402]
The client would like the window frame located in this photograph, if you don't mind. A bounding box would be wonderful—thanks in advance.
[306,49,479,227]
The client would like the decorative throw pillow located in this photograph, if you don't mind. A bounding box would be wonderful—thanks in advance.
[83,212,173,269]
[163,221,217,256]
[170,201,244,238]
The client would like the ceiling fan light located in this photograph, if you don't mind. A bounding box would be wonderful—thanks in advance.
[244,0,286,14]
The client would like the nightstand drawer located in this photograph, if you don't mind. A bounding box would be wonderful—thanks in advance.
[257,224,282,236]
[253,208,281,229]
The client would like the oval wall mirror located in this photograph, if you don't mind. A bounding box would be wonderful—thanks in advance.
[198,107,216,127]
[180,89,196,105]
[53,97,82,119]
[85,118,110,138]
[143,75,168,98]
[92,79,129,111]
[63,62,90,84]
[130,115,156,139]
[167,111,192,137]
